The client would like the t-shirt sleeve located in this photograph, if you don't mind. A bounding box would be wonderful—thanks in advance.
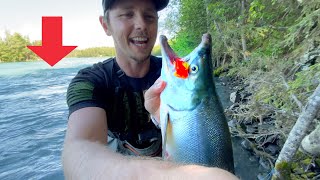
[66,62,110,116]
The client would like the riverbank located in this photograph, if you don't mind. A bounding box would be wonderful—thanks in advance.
[216,75,320,179]
[215,76,271,179]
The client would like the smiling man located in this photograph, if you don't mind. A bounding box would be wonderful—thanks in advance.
[61,0,238,179]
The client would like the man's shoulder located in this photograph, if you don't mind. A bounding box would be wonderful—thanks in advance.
[82,56,160,71]
[80,57,115,73]
[70,57,115,87]
[100,57,115,66]
[66,57,115,114]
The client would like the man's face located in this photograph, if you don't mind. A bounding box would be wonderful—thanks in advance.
[104,0,158,64]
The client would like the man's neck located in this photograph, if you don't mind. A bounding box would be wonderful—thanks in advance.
[115,56,151,78]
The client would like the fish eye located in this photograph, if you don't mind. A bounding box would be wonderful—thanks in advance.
[190,64,199,74]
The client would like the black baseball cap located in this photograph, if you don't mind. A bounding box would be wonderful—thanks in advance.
[102,0,169,13]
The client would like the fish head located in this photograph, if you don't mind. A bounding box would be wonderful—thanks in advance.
[160,33,214,110]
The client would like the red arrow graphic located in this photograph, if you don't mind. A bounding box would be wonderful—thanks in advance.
[27,16,77,66]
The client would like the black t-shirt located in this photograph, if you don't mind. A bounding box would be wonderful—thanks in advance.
[66,56,162,146]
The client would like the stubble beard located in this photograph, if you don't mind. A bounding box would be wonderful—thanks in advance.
[130,54,151,64]
[129,38,154,64]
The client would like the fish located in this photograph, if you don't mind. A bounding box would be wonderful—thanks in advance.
[159,33,234,173]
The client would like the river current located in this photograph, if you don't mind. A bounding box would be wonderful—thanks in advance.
[0,58,106,179]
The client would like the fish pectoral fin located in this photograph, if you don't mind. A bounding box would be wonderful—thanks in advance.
[161,112,170,159]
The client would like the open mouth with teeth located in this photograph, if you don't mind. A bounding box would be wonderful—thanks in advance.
[130,37,148,47]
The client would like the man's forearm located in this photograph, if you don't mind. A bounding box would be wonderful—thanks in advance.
[62,139,238,180]
[62,139,176,179]
[63,139,113,179]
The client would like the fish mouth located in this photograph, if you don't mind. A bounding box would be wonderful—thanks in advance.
[160,35,190,79]
[201,33,212,48]
[159,34,212,66]
[159,35,176,65]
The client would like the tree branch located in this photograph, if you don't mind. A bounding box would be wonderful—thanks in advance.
[281,75,304,112]
[273,83,320,179]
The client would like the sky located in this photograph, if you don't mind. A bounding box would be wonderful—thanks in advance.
[0,0,170,49]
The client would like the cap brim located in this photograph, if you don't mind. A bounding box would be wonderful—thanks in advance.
[103,0,169,12]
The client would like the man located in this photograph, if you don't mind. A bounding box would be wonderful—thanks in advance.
[62,0,238,179]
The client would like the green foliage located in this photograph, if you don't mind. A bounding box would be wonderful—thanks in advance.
[252,71,291,110]
[248,0,266,21]
[213,66,224,77]
[0,31,38,62]
[283,9,320,51]
[287,152,320,179]
[288,64,320,103]
[0,31,117,62]
[207,0,320,120]
[207,1,242,63]
[170,31,199,57]
[273,161,291,180]
[166,0,207,57]
[164,0,270,66]
[316,158,320,167]
[207,1,239,22]
[151,44,161,56]
[67,47,115,58]
[164,0,306,64]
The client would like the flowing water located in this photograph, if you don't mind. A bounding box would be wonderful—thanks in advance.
[0,58,263,180]
[0,58,106,179]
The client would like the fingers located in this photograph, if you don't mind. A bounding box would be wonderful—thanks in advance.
[144,78,166,123]
[151,78,166,94]
[145,78,166,99]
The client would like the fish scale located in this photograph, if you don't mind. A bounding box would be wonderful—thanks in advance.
[159,33,234,173]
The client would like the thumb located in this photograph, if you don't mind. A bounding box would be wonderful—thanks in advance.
[144,78,166,121]
[145,78,166,98]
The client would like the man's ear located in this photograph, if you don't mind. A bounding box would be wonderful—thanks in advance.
[99,16,112,36]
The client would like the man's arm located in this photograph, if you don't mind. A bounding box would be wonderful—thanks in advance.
[62,82,239,180]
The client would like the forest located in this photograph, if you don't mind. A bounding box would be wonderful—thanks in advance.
[0,32,39,62]
[163,0,319,179]
[0,31,118,62]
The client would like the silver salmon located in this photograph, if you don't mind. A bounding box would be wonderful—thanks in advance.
[159,33,234,173]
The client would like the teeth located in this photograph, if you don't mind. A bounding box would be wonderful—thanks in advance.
[132,37,148,41]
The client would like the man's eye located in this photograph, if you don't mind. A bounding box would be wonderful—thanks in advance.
[120,13,133,18]
[145,14,157,21]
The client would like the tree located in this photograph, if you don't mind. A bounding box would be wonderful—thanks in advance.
[273,84,320,179]
[0,31,36,62]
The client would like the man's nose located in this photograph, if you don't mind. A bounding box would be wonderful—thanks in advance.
[134,14,147,30]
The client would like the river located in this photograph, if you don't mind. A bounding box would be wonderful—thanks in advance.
[0,58,105,179]
[0,57,264,180]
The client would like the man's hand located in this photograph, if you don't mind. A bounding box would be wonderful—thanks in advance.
[144,78,166,123]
